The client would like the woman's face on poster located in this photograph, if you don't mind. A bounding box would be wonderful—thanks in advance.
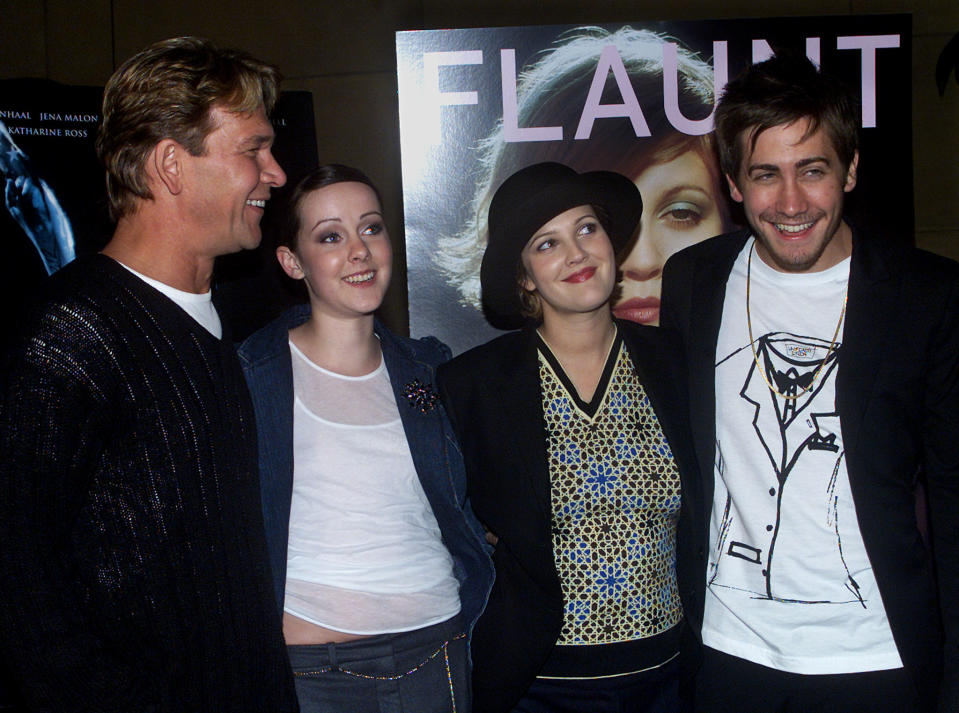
[611,148,726,325]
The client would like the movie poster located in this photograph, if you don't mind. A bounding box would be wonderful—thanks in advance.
[397,15,911,354]
[0,80,317,342]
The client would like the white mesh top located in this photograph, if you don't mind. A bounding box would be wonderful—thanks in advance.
[283,341,460,635]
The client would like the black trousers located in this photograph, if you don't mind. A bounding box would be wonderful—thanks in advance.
[694,646,923,713]
[511,656,680,713]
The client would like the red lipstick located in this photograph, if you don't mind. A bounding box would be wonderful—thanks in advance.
[563,266,596,283]
[612,296,661,325]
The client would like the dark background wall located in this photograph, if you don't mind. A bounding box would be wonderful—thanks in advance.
[3,0,957,335]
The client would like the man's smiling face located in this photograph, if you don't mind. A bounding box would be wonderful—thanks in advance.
[728,118,858,273]
[181,104,286,258]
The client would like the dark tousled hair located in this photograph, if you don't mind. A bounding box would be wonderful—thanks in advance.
[714,52,860,182]
[277,164,383,250]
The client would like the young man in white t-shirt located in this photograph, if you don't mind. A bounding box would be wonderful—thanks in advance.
[662,53,959,713]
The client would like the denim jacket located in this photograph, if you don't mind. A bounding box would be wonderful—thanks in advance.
[236,304,493,636]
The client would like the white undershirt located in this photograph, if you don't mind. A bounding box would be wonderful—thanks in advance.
[703,238,901,674]
[284,341,460,635]
[117,262,222,338]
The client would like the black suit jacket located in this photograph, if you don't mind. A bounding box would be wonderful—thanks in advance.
[661,229,959,712]
[438,320,703,713]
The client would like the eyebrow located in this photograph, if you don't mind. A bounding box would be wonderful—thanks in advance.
[530,210,597,241]
[530,228,556,243]
[747,156,830,174]
[310,210,383,231]
[238,133,275,150]
[655,183,713,201]
[796,156,830,168]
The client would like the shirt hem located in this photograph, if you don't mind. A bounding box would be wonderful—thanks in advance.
[702,629,904,674]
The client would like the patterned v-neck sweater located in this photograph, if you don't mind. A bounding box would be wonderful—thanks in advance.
[0,255,296,712]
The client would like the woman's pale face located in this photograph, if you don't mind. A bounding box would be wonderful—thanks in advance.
[520,205,616,323]
[611,149,725,325]
[276,182,392,320]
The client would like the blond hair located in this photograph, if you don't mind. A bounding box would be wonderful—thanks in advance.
[96,36,281,220]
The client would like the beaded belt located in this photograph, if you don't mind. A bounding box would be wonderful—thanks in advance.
[294,632,467,713]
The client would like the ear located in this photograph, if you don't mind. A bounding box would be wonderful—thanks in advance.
[726,173,744,203]
[521,272,537,294]
[152,139,184,196]
[276,246,304,280]
[843,151,859,193]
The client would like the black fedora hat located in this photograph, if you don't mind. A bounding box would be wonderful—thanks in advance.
[480,162,642,326]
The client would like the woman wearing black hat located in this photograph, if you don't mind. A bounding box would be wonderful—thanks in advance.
[438,162,703,713]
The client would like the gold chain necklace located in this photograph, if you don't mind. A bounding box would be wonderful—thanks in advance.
[746,241,848,400]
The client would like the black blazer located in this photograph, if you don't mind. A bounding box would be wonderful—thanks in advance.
[661,229,959,713]
[438,320,703,713]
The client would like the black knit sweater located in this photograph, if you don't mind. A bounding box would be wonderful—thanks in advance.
[0,255,297,712]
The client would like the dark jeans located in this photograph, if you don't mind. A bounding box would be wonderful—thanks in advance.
[694,646,923,713]
[511,656,680,713]
[288,614,469,713]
